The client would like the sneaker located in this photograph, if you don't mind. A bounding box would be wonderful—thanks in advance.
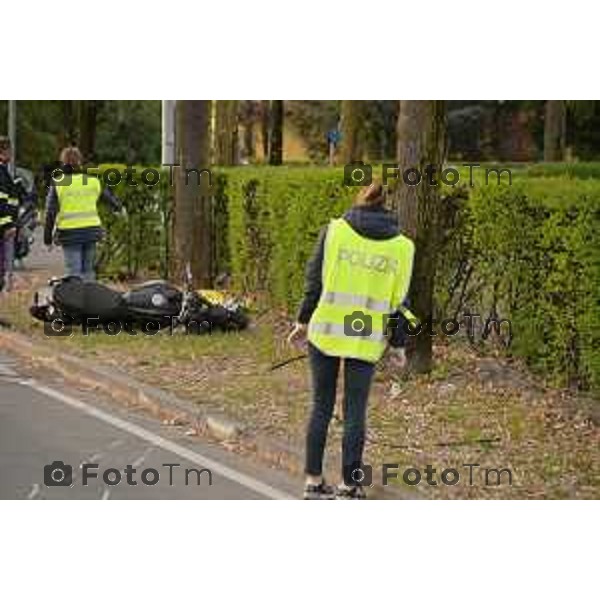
[336,484,367,500]
[303,481,337,500]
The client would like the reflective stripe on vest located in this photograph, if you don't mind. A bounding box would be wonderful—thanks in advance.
[0,191,18,207]
[309,322,387,343]
[321,291,391,313]
[58,211,100,221]
[56,175,102,230]
[0,191,16,225]
[308,218,415,363]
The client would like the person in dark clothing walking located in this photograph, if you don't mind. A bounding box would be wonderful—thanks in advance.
[288,182,415,499]
[0,137,24,292]
[44,146,121,281]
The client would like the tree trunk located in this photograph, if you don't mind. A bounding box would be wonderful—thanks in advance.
[339,100,363,164]
[173,100,212,287]
[261,100,270,161]
[61,100,77,147]
[215,100,239,165]
[79,100,98,162]
[243,120,254,162]
[544,100,566,161]
[395,100,447,374]
[240,100,256,162]
[269,100,284,165]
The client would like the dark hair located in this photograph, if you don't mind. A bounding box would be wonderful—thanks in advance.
[0,136,11,154]
[354,181,385,207]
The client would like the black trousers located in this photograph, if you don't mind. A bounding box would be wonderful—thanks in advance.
[305,343,375,485]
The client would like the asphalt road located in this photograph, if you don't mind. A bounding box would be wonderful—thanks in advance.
[0,352,297,500]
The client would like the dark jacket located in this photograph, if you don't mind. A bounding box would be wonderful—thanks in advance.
[0,163,24,235]
[44,179,121,246]
[296,205,411,348]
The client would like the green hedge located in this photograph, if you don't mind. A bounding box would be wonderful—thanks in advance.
[93,164,172,279]
[526,162,600,180]
[224,167,355,306]
[467,178,600,390]
[91,164,599,392]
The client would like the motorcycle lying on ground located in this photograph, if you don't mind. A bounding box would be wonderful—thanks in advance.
[29,263,249,335]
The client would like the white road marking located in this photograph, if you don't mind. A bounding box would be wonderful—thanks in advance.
[81,452,103,465]
[21,380,294,500]
[131,447,153,468]
[27,484,40,500]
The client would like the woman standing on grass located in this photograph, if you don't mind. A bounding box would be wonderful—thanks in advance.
[44,146,121,281]
[288,182,415,499]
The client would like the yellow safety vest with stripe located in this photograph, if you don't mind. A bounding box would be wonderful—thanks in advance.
[56,174,102,230]
[308,218,416,363]
[0,190,19,227]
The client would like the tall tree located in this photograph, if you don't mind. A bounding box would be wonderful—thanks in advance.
[261,100,270,161]
[269,100,284,165]
[215,100,239,165]
[396,100,447,373]
[61,100,77,147]
[239,100,257,162]
[339,100,363,164]
[79,100,99,162]
[173,100,212,286]
[544,100,566,161]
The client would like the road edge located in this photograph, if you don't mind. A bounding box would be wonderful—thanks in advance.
[0,327,413,500]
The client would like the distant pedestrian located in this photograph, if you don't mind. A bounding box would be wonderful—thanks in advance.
[44,146,121,281]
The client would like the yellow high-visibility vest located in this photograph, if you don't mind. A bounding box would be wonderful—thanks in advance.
[308,218,416,363]
[56,174,102,230]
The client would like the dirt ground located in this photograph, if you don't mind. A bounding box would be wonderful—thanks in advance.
[1,257,598,499]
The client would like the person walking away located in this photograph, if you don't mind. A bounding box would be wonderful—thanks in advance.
[288,182,416,499]
[0,137,23,292]
[44,146,121,281]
